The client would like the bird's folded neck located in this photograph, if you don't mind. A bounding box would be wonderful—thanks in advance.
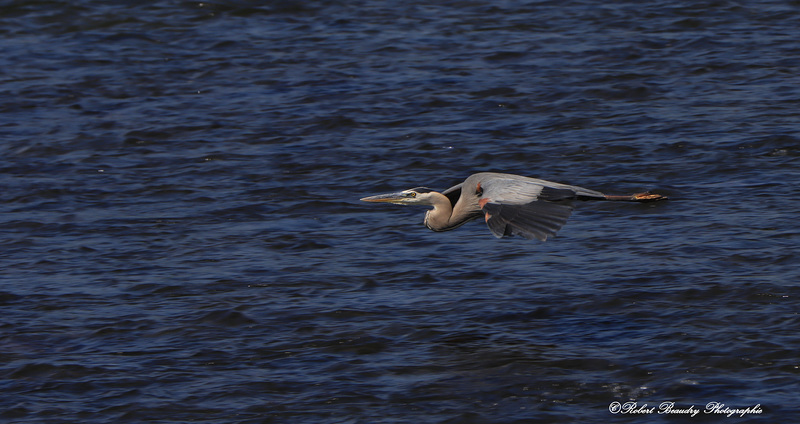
[423,192,460,232]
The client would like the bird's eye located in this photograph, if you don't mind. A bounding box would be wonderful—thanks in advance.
[406,192,416,198]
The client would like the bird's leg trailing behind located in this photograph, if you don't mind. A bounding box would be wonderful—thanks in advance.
[601,192,668,202]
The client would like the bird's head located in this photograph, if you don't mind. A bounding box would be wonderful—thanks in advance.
[360,187,439,206]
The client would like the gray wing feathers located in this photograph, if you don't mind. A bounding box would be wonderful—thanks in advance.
[472,173,594,241]
[473,172,605,202]
[482,201,574,241]
[480,178,545,204]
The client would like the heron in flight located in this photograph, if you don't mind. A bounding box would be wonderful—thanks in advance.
[361,172,666,241]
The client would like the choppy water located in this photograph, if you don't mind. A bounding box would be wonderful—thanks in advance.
[2,1,800,422]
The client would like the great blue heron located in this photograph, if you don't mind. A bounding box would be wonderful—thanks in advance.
[361,172,666,241]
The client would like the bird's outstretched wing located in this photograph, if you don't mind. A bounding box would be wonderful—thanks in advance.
[471,173,602,241]
[481,199,573,241]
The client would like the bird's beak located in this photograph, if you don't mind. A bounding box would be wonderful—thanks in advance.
[360,192,406,203]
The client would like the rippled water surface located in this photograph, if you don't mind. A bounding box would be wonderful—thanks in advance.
[3,1,800,422]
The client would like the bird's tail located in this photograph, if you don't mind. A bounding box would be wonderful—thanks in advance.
[603,192,668,202]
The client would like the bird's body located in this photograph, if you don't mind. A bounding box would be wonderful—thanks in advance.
[361,172,666,241]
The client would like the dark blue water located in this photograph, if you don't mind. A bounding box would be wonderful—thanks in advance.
[3,1,800,422]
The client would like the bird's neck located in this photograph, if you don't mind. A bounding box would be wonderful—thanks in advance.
[423,192,455,232]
